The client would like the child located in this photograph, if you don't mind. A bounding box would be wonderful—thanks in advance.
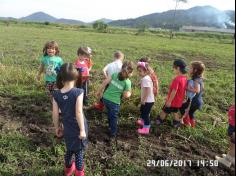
[215,105,235,167]
[52,63,88,176]
[103,51,124,79]
[94,51,124,111]
[180,61,205,128]
[139,57,159,97]
[74,47,93,106]
[156,59,187,128]
[96,61,133,138]
[37,41,63,99]
[136,61,155,135]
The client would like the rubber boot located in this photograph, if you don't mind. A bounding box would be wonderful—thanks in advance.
[138,125,150,135]
[75,165,85,176]
[94,102,105,111]
[64,161,75,176]
[136,119,144,126]
[190,118,196,128]
[183,115,191,126]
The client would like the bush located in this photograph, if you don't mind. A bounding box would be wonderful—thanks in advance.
[44,21,50,25]
[92,21,108,32]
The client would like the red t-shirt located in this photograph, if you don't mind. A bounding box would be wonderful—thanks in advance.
[167,75,187,108]
[228,105,235,126]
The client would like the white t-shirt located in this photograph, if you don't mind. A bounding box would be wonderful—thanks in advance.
[105,60,122,77]
[141,75,155,103]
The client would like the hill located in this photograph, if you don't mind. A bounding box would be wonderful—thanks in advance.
[109,6,235,29]
[20,12,57,22]
[19,12,85,25]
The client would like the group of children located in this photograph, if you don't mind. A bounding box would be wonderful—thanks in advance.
[37,41,235,175]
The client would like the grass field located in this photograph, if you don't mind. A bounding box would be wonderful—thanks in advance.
[0,22,235,176]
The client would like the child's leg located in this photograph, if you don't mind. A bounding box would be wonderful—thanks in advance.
[140,104,145,120]
[173,112,181,121]
[75,150,84,171]
[82,80,89,105]
[180,100,190,117]
[65,150,74,168]
[109,104,120,136]
[103,99,120,136]
[141,103,154,126]
[228,132,235,157]
[188,103,199,120]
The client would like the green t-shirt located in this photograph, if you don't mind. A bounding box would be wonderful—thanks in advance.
[103,73,132,104]
[41,55,63,82]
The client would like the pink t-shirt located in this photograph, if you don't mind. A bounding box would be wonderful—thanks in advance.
[74,59,90,81]
[228,105,235,126]
[167,75,187,108]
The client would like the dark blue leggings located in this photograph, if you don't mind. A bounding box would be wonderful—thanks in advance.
[65,150,84,171]
[140,103,154,126]
[180,99,201,119]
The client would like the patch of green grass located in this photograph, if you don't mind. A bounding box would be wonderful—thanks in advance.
[0,23,234,175]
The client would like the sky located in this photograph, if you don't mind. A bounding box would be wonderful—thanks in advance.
[0,0,235,22]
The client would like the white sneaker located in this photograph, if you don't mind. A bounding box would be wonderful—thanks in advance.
[222,154,227,158]
[215,156,232,168]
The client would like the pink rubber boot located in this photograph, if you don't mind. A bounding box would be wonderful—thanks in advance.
[137,126,150,135]
[75,165,85,176]
[136,119,144,126]
[190,119,196,128]
[183,115,191,126]
[64,161,75,176]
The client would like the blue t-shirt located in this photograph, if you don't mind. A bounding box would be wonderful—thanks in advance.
[53,88,88,151]
[41,55,63,82]
[187,80,196,100]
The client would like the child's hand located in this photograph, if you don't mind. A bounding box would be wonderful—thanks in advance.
[96,91,102,99]
[36,75,41,81]
[55,128,63,138]
[79,130,86,140]
[165,101,171,107]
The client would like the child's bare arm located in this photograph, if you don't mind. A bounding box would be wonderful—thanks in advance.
[76,93,86,140]
[166,89,177,107]
[141,87,150,104]
[52,98,60,134]
[102,65,108,79]
[187,80,200,93]
[37,64,44,81]
[96,76,112,98]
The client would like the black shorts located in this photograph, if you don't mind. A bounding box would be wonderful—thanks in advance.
[228,125,235,144]
[162,106,181,114]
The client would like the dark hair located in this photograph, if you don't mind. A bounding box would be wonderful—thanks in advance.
[56,63,82,89]
[173,59,187,74]
[118,61,134,81]
[43,41,60,56]
[139,57,150,63]
[191,61,205,79]
[114,51,124,60]
[77,47,90,57]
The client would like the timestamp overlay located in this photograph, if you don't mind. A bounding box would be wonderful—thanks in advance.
[147,160,219,167]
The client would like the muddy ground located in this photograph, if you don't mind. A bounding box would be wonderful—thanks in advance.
[0,94,235,176]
